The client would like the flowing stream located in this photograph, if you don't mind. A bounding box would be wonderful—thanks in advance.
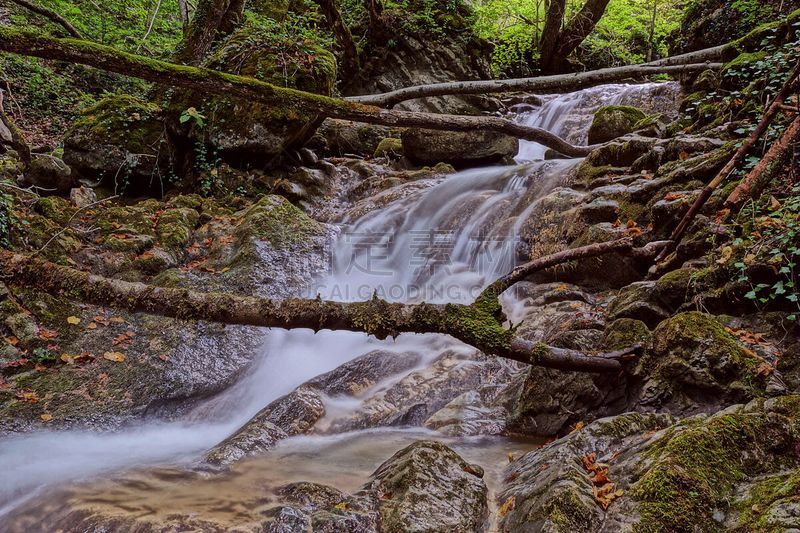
[0,82,680,528]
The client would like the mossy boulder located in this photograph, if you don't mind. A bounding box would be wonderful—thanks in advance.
[63,95,171,195]
[637,312,766,411]
[235,194,322,248]
[588,106,649,145]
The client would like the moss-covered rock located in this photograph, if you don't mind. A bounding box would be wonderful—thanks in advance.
[167,20,337,169]
[637,312,766,411]
[235,195,322,248]
[373,137,403,158]
[63,95,171,195]
[588,105,648,145]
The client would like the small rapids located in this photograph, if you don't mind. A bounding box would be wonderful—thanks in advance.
[0,82,681,528]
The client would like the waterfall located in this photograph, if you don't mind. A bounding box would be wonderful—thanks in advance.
[0,82,681,522]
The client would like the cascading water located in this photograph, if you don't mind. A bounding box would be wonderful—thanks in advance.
[0,82,681,526]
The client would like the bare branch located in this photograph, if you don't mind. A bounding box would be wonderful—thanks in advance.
[6,0,82,38]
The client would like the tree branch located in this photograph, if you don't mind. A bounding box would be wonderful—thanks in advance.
[6,0,82,38]
[0,29,595,156]
[0,250,634,372]
[347,62,720,108]
[481,237,669,299]
[724,115,800,210]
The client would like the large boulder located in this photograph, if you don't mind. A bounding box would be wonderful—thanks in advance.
[62,95,172,195]
[401,128,518,167]
[587,105,648,145]
[498,397,800,532]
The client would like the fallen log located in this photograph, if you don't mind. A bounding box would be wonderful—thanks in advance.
[0,250,638,372]
[0,29,594,157]
[725,116,800,209]
[347,62,721,108]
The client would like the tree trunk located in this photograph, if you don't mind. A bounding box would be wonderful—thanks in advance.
[0,250,638,372]
[0,91,31,170]
[0,29,598,156]
[171,0,233,66]
[365,0,387,39]
[548,0,612,71]
[7,0,82,38]
[538,0,566,72]
[313,0,360,83]
[725,115,800,209]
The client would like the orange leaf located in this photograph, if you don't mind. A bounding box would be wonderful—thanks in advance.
[16,390,40,403]
[497,496,516,518]
[40,413,53,422]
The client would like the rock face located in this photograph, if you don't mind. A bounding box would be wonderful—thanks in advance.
[20,154,74,193]
[401,128,518,167]
[498,397,800,533]
[351,27,493,115]
[587,105,648,145]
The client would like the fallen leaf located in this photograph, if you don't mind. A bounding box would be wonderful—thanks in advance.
[103,351,126,362]
[716,246,733,265]
[4,336,19,346]
[40,413,53,422]
[38,328,59,340]
[770,196,782,210]
[571,421,585,433]
[109,316,125,324]
[66,316,81,325]
[87,322,98,330]
[497,496,516,518]
[158,354,169,362]
[16,390,40,403]
[679,151,689,160]
[508,452,515,462]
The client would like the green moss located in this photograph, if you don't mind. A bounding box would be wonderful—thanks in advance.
[67,94,164,154]
[374,138,403,158]
[444,294,514,356]
[155,207,199,249]
[735,469,800,532]
[236,195,321,248]
[721,52,767,78]
[588,105,648,145]
[538,487,594,532]
[575,162,613,186]
[632,413,759,532]
[603,318,651,351]
[33,197,75,225]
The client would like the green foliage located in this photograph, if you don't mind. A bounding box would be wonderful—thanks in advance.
[733,185,800,320]
[0,189,14,248]
[9,0,183,54]
[340,0,468,41]
[473,0,680,75]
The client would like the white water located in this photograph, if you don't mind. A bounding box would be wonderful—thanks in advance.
[0,82,680,521]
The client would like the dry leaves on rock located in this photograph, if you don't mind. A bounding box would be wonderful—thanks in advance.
[497,496,515,518]
[582,452,624,510]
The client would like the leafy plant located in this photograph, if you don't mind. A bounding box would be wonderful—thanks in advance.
[180,107,206,128]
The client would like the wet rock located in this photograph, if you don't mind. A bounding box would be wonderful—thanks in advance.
[326,351,519,433]
[588,105,648,145]
[21,154,73,193]
[576,198,619,224]
[365,440,488,532]
[69,186,96,208]
[401,128,518,167]
[203,387,324,466]
[583,135,657,168]
[277,482,349,511]
[309,350,423,397]
[311,119,398,157]
[424,389,509,436]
